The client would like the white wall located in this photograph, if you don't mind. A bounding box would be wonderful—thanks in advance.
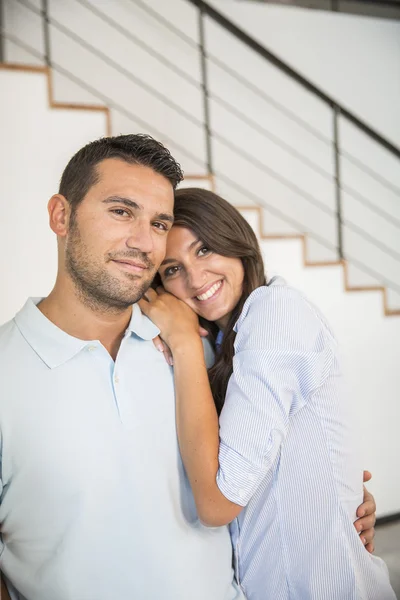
[0,68,107,322]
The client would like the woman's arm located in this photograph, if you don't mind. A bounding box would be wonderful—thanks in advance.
[141,287,378,540]
[140,289,242,526]
[173,335,243,526]
[140,287,334,526]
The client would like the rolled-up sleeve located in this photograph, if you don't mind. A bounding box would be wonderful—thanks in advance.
[216,286,334,506]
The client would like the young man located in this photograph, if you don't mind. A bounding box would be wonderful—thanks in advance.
[0,135,243,600]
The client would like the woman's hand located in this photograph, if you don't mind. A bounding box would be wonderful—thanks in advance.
[139,287,201,350]
[354,470,376,553]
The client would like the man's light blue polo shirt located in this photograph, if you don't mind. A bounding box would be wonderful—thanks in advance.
[0,299,243,600]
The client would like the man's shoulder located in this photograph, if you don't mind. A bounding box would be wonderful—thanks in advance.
[0,317,18,344]
[0,317,25,360]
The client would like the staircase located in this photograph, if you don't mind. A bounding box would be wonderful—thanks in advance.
[2,0,399,315]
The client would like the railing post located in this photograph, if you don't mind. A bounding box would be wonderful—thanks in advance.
[0,0,4,63]
[41,0,51,67]
[333,105,344,260]
[198,6,214,176]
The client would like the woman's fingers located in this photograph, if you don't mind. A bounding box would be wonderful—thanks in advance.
[152,336,173,366]
[152,335,165,353]
[143,288,158,302]
[356,512,376,535]
[365,541,375,554]
[162,342,174,366]
[363,470,372,483]
[138,298,150,316]
[156,285,167,296]
[357,486,376,519]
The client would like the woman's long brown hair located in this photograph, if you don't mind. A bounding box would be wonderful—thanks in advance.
[172,188,267,414]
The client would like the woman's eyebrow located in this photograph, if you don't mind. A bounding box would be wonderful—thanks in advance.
[160,257,177,267]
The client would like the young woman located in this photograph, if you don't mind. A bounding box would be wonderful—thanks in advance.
[140,188,394,600]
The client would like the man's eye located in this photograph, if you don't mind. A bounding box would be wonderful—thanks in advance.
[111,208,129,217]
[153,222,169,231]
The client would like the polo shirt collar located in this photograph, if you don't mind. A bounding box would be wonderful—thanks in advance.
[14,298,90,369]
[14,299,160,369]
[127,303,160,341]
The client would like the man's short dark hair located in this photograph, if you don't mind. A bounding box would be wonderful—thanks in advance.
[59,134,184,209]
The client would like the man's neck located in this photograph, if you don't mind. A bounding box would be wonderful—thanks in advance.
[38,279,133,360]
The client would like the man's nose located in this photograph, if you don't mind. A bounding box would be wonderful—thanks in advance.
[126,221,154,254]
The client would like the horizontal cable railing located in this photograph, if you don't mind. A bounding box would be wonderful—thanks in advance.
[69,0,400,204]
[212,131,400,263]
[206,52,333,148]
[0,29,206,171]
[1,0,400,305]
[339,149,400,198]
[14,0,204,130]
[14,0,400,208]
[75,0,201,91]
[74,0,400,224]
[209,92,400,229]
[127,0,198,51]
[216,171,400,295]
[186,0,400,160]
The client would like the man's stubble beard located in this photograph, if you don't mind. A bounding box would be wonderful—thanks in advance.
[65,216,156,314]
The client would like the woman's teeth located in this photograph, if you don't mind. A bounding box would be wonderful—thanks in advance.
[196,281,222,301]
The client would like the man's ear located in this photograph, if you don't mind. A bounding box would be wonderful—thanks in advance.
[48,194,71,237]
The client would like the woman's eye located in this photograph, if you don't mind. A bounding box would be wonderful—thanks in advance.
[198,246,210,256]
[164,266,180,278]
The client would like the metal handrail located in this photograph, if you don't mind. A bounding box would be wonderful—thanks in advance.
[186,0,400,160]
[205,51,400,199]
[0,0,4,62]
[113,0,400,204]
